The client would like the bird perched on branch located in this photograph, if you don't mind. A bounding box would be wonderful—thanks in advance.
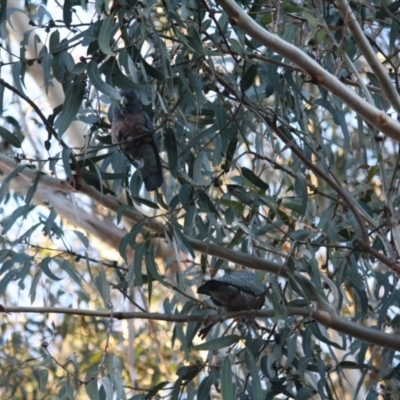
[111,90,163,191]
[197,271,266,312]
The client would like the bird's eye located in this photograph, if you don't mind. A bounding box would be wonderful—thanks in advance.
[121,96,129,106]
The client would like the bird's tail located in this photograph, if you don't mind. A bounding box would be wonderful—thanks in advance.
[142,141,163,191]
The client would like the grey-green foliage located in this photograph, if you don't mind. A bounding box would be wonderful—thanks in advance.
[0,0,400,398]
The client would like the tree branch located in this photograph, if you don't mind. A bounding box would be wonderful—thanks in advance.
[334,0,400,114]
[215,0,400,141]
[2,305,400,351]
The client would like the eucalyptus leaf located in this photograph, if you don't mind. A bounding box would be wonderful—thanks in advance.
[192,335,240,351]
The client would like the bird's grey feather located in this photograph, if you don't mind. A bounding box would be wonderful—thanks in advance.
[111,90,163,191]
[197,271,266,312]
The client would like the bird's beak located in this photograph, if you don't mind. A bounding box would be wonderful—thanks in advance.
[121,96,129,106]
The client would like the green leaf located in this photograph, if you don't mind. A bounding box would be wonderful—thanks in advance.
[193,152,210,185]
[0,270,16,294]
[100,56,143,90]
[388,31,400,55]
[61,260,84,288]
[367,165,379,183]
[0,165,26,203]
[15,257,32,289]
[295,387,314,400]
[216,106,227,131]
[309,323,344,349]
[165,128,178,177]
[87,60,121,99]
[192,335,240,351]
[85,365,100,400]
[145,243,164,282]
[29,270,42,303]
[241,64,258,91]
[221,357,235,400]
[24,172,41,210]
[42,207,60,237]
[119,221,145,262]
[291,229,310,241]
[116,204,134,225]
[224,134,237,170]
[6,7,26,31]
[228,38,244,55]
[41,52,54,93]
[172,223,195,258]
[333,107,350,149]
[197,371,216,400]
[337,361,369,370]
[98,16,116,56]
[183,124,216,155]
[38,369,48,391]
[52,53,66,83]
[141,57,165,81]
[73,230,89,248]
[13,223,40,247]
[170,380,182,400]
[282,2,303,13]
[40,257,63,281]
[174,28,204,54]
[0,0,7,39]
[146,381,169,399]
[303,11,318,29]
[12,61,26,95]
[63,0,73,28]
[0,126,21,147]
[294,173,308,216]
[241,167,269,190]
[94,262,109,307]
[58,78,85,136]
[0,84,4,113]
[37,5,52,26]
[132,196,159,209]
[62,147,74,180]
[196,189,220,216]
[179,184,193,206]
[376,1,400,18]
[2,204,32,234]
[133,242,145,287]
[245,350,263,400]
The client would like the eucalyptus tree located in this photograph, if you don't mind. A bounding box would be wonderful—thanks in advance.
[1,0,400,398]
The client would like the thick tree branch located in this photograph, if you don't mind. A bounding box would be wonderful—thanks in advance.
[248,53,383,95]
[0,154,126,251]
[334,0,400,114]
[215,0,400,140]
[2,305,400,351]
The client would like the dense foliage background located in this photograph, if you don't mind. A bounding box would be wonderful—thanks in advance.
[1,0,400,398]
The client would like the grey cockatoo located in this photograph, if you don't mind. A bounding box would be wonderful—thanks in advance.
[111,90,163,191]
[197,271,266,312]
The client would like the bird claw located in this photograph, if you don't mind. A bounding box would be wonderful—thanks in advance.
[198,324,214,339]
[198,313,216,339]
